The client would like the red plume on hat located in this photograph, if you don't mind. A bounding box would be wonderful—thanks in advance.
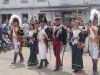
[55,14,60,20]
[43,14,46,18]
[55,14,59,17]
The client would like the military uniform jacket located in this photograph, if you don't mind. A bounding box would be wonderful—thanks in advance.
[38,25,52,46]
[53,25,66,45]
[12,26,24,42]
[87,25,100,46]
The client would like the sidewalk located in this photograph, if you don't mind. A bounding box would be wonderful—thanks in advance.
[0,45,100,75]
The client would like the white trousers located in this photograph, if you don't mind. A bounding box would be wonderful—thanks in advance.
[38,40,47,59]
[67,33,70,39]
[89,44,100,59]
[24,31,29,38]
[13,39,20,53]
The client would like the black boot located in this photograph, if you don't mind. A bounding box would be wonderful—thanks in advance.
[54,68,59,71]
[38,59,43,69]
[60,64,63,67]
[12,55,17,64]
[44,59,49,67]
[73,70,78,73]
[19,52,24,62]
[93,63,97,74]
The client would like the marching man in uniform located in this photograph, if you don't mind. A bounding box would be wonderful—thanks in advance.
[10,15,24,64]
[37,14,52,69]
[88,9,100,75]
[52,14,66,71]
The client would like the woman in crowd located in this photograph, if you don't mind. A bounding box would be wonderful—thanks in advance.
[70,20,84,73]
[27,23,38,66]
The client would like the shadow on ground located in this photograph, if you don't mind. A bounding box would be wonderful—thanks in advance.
[27,66,73,75]
[9,63,26,69]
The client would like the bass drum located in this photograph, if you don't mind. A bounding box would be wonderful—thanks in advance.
[83,37,89,53]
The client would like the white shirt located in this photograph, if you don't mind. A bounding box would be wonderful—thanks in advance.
[34,18,37,22]
[23,23,30,37]
[72,29,81,45]
[23,23,30,31]
[4,38,11,43]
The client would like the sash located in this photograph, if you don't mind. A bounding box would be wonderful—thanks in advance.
[13,28,24,44]
[90,26,97,36]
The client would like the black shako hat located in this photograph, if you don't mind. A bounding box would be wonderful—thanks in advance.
[93,13,98,21]
[13,18,19,25]
[38,14,47,23]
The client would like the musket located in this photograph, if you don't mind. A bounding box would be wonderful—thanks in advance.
[32,0,34,16]
[28,6,33,18]
[47,0,53,25]
[46,0,53,60]
[48,44,51,60]
[62,48,66,66]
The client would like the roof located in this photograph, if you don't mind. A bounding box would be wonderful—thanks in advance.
[0,4,100,10]
[40,4,100,12]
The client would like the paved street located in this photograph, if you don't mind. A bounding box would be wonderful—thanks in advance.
[0,44,100,75]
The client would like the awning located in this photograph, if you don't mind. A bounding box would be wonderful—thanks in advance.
[40,7,86,12]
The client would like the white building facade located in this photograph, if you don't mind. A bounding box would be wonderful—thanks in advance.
[0,0,100,23]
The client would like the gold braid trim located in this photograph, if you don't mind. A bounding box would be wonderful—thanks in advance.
[72,64,82,67]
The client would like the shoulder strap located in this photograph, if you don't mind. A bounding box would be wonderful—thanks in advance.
[43,29,49,40]
[56,26,62,37]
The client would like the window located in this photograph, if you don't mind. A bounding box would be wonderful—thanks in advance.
[21,0,28,3]
[1,14,12,23]
[37,0,46,2]
[38,13,46,18]
[3,0,9,4]
[22,14,28,23]
[62,12,72,15]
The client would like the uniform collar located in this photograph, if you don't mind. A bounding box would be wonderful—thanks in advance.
[75,28,80,30]
[93,25,97,27]
[56,24,60,27]
[54,25,62,32]
[41,25,47,30]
